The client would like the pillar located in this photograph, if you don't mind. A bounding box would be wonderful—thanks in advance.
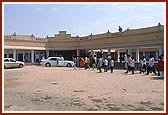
[7,52,9,58]
[143,52,145,57]
[13,49,16,60]
[46,50,49,58]
[38,51,41,62]
[100,49,103,53]
[91,49,94,57]
[76,50,80,67]
[117,48,120,62]
[128,48,131,56]
[136,48,139,62]
[23,51,25,62]
[159,46,163,56]
[31,50,34,63]
[77,50,80,57]
[156,51,159,60]
[108,48,111,55]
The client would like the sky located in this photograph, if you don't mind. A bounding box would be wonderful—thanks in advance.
[3,2,165,38]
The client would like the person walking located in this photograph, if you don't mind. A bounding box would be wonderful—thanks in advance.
[130,56,135,74]
[92,55,97,70]
[98,57,103,73]
[125,55,131,73]
[84,56,88,70]
[124,54,128,70]
[139,57,143,74]
[146,55,156,75]
[104,58,108,72]
[158,55,164,79]
[110,58,114,73]
[73,57,78,70]
[142,56,147,73]
[107,54,111,70]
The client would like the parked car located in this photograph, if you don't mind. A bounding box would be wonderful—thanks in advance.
[40,57,75,67]
[4,58,25,69]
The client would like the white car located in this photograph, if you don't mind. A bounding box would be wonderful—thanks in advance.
[40,57,75,67]
[4,58,25,69]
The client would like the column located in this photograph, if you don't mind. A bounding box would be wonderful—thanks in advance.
[108,48,111,55]
[76,50,80,67]
[100,49,103,58]
[23,51,25,62]
[159,46,163,56]
[38,51,41,62]
[128,48,131,56]
[117,48,120,62]
[143,52,145,57]
[77,50,80,57]
[13,49,16,60]
[31,50,34,63]
[156,51,159,60]
[136,48,139,62]
[7,52,9,58]
[91,49,94,57]
[46,50,49,58]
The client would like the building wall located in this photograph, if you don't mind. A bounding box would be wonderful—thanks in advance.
[4,24,164,63]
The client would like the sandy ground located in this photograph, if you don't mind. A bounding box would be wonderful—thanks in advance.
[3,65,165,112]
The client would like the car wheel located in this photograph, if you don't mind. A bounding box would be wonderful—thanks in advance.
[66,63,72,67]
[45,63,51,67]
[19,64,23,68]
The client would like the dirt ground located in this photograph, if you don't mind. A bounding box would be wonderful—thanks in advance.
[3,65,165,112]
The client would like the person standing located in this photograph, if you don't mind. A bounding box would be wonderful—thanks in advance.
[92,55,97,70]
[125,55,131,73]
[146,55,156,75]
[139,57,143,74]
[107,54,111,70]
[73,57,78,70]
[104,58,108,72]
[142,56,147,72]
[130,56,135,74]
[124,54,128,69]
[158,55,164,79]
[98,56,103,73]
[84,56,88,70]
[110,58,114,73]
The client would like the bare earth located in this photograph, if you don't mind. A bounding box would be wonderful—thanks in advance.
[3,65,165,112]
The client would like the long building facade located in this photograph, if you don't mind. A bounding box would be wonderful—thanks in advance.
[4,23,164,64]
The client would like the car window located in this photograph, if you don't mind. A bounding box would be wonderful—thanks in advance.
[10,59,16,62]
[49,58,57,61]
[4,59,9,62]
[57,58,62,61]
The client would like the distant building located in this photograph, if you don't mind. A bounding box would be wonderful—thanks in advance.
[4,24,164,63]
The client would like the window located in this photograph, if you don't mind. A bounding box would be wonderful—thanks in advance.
[4,59,9,62]
[49,58,57,61]
[57,58,62,61]
[10,59,16,62]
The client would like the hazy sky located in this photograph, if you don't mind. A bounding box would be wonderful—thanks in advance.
[3,2,165,37]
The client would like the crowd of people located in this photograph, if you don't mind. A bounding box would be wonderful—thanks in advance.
[72,51,164,79]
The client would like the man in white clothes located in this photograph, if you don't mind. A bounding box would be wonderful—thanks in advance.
[98,57,103,73]
[124,54,128,69]
[146,55,156,75]
[130,56,135,74]
[110,58,114,73]
[104,58,108,72]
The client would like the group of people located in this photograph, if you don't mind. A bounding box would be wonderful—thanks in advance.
[72,51,164,79]
[124,54,164,79]
[73,52,115,73]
